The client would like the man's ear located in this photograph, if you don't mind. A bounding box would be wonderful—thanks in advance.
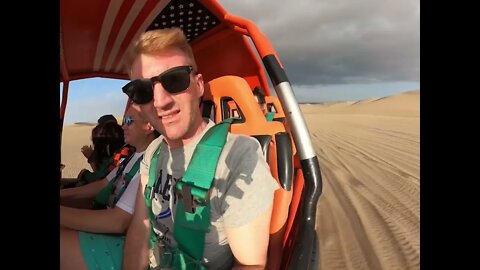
[146,122,155,132]
[196,73,204,97]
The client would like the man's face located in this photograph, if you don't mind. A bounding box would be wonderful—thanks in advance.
[129,50,204,143]
[122,105,149,147]
[255,95,268,114]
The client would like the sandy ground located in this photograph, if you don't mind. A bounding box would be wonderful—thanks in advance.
[61,124,96,178]
[302,90,420,270]
[61,90,420,270]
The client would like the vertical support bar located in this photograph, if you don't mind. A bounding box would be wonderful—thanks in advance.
[60,81,69,130]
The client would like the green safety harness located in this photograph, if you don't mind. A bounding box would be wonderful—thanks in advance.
[93,153,143,209]
[144,119,233,269]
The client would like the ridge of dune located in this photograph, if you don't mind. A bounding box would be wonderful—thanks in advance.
[301,90,419,118]
[347,90,419,116]
[72,122,96,126]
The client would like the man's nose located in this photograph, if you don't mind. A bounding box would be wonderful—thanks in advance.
[152,82,174,109]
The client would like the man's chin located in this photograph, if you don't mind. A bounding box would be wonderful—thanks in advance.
[162,130,183,142]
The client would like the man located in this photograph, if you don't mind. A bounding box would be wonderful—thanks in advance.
[122,28,279,269]
[253,87,276,122]
[252,87,268,115]
[60,105,159,270]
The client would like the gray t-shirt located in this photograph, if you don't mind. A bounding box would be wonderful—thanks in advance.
[141,119,279,269]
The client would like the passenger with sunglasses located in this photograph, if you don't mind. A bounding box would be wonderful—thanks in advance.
[122,28,279,270]
[60,105,160,270]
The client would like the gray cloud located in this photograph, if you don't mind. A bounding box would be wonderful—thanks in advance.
[219,0,419,85]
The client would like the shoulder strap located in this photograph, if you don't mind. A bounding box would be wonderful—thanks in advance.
[176,118,233,203]
[93,153,142,209]
[145,142,164,248]
[109,145,132,171]
[124,154,143,181]
[173,118,232,268]
[145,119,233,269]
[110,154,143,206]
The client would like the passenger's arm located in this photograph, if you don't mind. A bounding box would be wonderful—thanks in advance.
[60,205,132,233]
[89,162,97,171]
[82,145,96,170]
[81,144,93,159]
[221,137,278,269]
[60,178,108,201]
[225,205,273,269]
[122,173,151,270]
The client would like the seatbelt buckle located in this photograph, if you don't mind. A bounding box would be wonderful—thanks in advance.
[145,185,155,200]
[161,250,174,268]
[181,184,194,213]
[176,183,210,213]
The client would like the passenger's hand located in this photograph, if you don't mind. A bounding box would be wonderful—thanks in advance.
[81,145,93,159]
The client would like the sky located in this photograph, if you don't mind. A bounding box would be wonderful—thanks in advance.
[60,0,420,125]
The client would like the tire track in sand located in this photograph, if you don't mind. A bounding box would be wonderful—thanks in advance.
[305,111,419,270]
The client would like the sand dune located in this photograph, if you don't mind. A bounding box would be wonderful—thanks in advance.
[61,124,95,178]
[61,90,420,270]
[302,90,419,118]
[303,90,420,270]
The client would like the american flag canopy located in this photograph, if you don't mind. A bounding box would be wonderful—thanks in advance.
[60,0,223,82]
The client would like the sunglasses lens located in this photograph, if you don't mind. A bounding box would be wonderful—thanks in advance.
[161,68,191,93]
[122,116,133,126]
[122,66,192,102]
[122,80,153,104]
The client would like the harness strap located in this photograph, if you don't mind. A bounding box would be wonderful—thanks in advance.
[145,145,161,248]
[146,119,233,269]
[174,119,232,264]
[93,153,143,209]
[265,111,275,122]
[108,145,133,171]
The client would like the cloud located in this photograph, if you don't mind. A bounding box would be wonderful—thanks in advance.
[219,0,419,85]
[62,1,420,124]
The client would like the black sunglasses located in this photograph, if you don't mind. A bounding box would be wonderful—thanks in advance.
[122,65,194,104]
